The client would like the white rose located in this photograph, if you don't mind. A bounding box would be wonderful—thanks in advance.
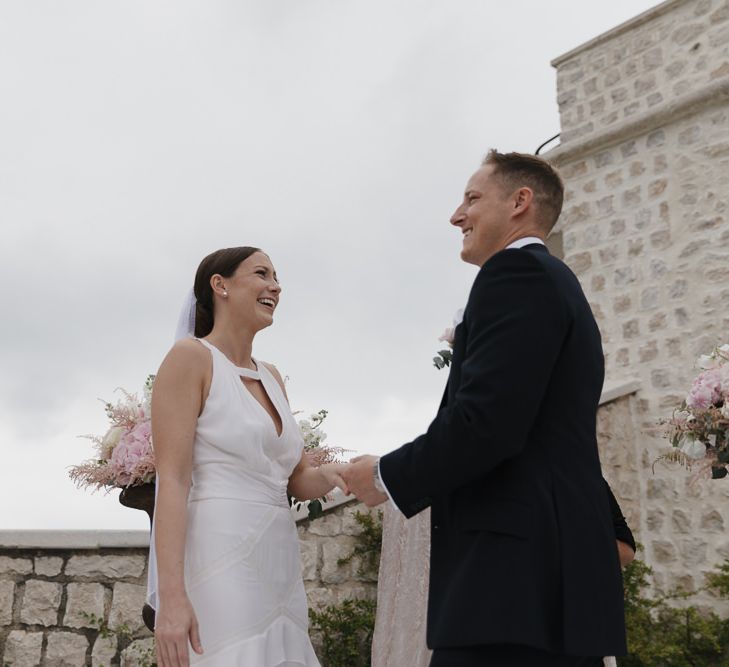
[681,439,707,460]
[698,354,718,370]
[718,344,729,355]
[100,426,124,460]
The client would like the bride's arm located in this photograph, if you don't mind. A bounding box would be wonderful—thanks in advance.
[261,362,349,500]
[152,340,209,664]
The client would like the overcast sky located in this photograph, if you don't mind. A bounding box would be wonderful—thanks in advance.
[0,0,660,530]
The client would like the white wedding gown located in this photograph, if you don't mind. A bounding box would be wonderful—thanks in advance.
[147,338,320,666]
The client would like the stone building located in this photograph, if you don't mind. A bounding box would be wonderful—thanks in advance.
[545,0,729,601]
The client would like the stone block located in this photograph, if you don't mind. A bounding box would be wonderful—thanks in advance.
[35,556,63,577]
[646,508,664,532]
[605,171,623,188]
[623,320,640,340]
[321,538,357,584]
[20,579,62,626]
[45,632,89,666]
[599,245,619,264]
[643,47,663,70]
[653,154,668,173]
[305,584,338,611]
[650,259,667,278]
[652,539,678,564]
[604,67,620,86]
[91,635,118,667]
[640,287,659,310]
[666,338,681,357]
[109,582,147,632]
[615,348,630,367]
[120,637,155,667]
[613,295,631,314]
[64,582,107,628]
[648,179,668,197]
[669,279,688,299]
[622,186,642,207]
[611,87,628,104]
[591,274,605,292]
[674,307,689,326]
[3,630,43,667]
[65,554,146,579]
[299,540,320,582]
[0,556,33,575]
[639,340,658,362]
[565,251,592,274]
[647,478,677,501]
[672,509,691,533]
[615,266,639,287]
[650,230,671,249]
[680,538,708,566]
[700,510,724,532]
[628,239,645,258]
[594,150,614,168]
[307,513,342,537]
[0,579,15,625]
[596,196,614,217]
[678,125,701,146]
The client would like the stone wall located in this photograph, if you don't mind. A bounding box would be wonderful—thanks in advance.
[0,496,376,666]
[547,0,729,602]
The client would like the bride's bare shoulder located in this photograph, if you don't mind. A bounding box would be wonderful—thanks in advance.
[160,338,210,374]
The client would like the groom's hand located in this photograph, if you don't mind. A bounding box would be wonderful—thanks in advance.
[342,455,388,507]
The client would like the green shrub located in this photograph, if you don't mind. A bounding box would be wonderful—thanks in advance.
[309,598,377,667]
[620,554,729,666]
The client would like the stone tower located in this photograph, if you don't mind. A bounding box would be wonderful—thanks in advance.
[546,0,729,600]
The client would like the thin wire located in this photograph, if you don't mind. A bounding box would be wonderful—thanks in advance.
[535,133,561,155]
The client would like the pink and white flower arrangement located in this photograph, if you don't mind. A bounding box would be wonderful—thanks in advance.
[663,344,729,479]
[69,376,156,490]
[434,308,464,369]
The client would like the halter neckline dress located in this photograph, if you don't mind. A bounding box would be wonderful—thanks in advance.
[147,338,320,666]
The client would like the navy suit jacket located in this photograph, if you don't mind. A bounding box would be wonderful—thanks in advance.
[379,244,627,657]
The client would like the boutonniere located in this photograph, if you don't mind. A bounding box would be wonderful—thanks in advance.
[433,308,464,369]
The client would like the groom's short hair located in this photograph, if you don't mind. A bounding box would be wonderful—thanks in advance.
[483,150,564,232]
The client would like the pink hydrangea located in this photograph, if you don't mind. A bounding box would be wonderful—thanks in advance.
[109,425,153,486]
[686,368,723,411]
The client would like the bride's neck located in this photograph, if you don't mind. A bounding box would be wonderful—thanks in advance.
[206,327,256,369]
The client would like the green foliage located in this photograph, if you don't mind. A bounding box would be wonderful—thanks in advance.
[433,349,452,369]
[620,554,729,666]
[337,510,383,577]
[309,598,377,667]
[80,610,156,667]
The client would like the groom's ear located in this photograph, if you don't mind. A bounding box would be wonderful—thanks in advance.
[511,187,534,217]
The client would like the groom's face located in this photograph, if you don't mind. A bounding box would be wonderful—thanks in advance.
[450,165,513,267]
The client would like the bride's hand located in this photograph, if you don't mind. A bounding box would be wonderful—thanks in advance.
[155,593,203,667]
[320,463,351,495]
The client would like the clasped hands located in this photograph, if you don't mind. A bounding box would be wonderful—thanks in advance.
[324,455,388,507]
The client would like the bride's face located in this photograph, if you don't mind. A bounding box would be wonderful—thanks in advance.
[218,251,281,330]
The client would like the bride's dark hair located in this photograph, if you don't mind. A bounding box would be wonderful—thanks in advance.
[193,246,262,337]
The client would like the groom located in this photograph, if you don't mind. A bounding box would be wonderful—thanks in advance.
[343,150,626,666]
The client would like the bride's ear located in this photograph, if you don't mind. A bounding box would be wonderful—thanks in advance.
[210,274,228,299]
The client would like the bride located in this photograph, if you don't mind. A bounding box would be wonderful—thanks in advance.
[148,246,347,666]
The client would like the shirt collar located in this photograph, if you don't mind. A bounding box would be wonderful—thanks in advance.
[505,236,545,250]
